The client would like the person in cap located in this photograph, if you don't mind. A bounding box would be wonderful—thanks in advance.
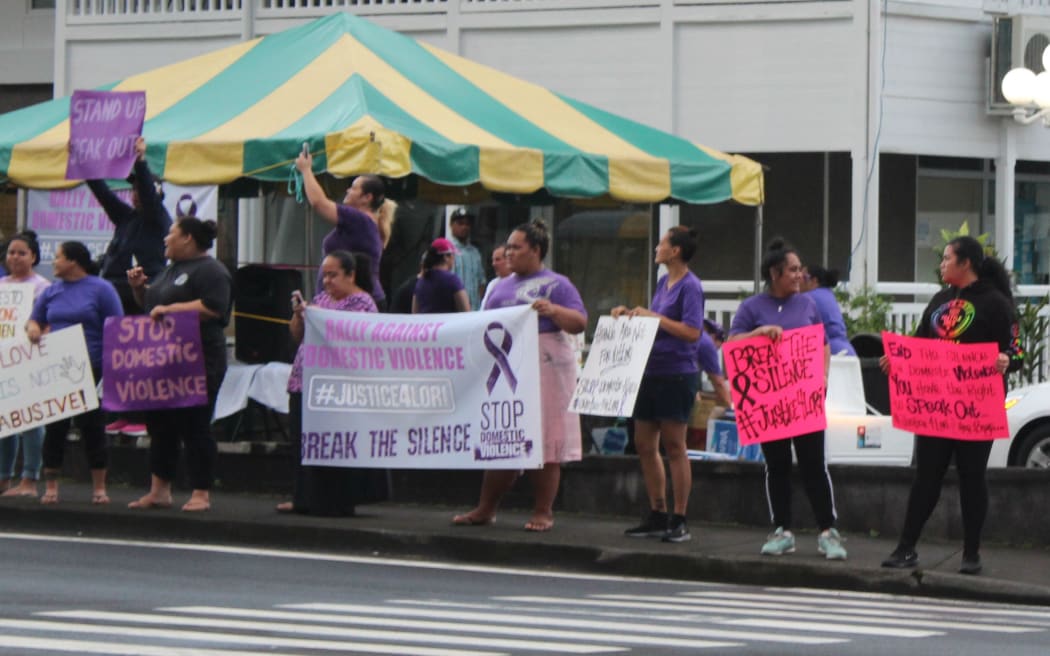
[413,237,470,314]
[448,208,485,311]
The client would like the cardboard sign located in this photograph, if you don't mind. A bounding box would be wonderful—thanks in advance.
[101,312,208,411]
[569,315,659,417]
[0,283,36,342]
[723,323,827,445]
[302,305,542,470]
[0,326,99,439]
[882,332,1008,439]
[66,90,146,180]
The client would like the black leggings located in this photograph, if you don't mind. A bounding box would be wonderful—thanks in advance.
[144,370,222,490]
[898,435,993,557]
[760,430,837,531]
[42,367,106,471]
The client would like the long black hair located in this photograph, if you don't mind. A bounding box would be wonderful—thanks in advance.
[947,236,1012,300]
[324,250,374,296]
[59,241,99,276]
[761,237,799,289]
[807,265,840,288]
[6,230,41,266]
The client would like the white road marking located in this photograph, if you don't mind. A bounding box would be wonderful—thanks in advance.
[0,636,297,656]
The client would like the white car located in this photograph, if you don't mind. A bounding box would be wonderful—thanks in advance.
[996,381,1050,468]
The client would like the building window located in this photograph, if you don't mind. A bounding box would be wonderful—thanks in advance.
[30,0,56,9]
[1015,180,1050,285]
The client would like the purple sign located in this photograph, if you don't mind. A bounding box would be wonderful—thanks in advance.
[66,90,146,180]
[102,311,207,411]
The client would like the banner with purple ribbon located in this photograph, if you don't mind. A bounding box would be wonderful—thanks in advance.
[66,90,146,180]
[101,312,208,411]
[301,305,541,469]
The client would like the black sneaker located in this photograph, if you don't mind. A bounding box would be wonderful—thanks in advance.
[624,510,668,538]
[661,515,691,543]
[959,554,982,575]
[881,548,919,569]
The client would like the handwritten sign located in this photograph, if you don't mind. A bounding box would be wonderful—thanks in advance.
[66,90,146,180]
[882,332,1008,439]
[101,312,208,411]
[0,326,99,439]
[0,283,35,342]
[723,323,827,446]
[302,305,542,470]
[569,315,659,417]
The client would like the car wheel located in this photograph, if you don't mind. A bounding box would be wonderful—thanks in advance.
[1015,425,1050,469]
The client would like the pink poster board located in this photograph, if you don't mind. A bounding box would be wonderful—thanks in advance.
[723,323,827,446]
[882,332,1008,439]
[66,90,146,180]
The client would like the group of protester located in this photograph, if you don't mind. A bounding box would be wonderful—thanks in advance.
[1,137,232,513]
[3,142,1023,576]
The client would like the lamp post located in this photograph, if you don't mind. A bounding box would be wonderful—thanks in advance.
[1001,44,1050,125]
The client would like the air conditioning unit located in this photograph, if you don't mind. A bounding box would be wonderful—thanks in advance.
[989,14,1050,112]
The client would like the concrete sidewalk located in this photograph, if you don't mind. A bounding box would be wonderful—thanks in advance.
[2,481,1049,607]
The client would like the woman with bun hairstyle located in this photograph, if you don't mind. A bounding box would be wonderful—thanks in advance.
[0,231,51,497]
[728,238,846,560]
[453,219,587,532]
[26,241,123,505]
[802,265,856,356]
[295,152,396,308]
[126,217,232,512]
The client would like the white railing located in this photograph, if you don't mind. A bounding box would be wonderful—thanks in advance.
[257,0,447,15]
[69,0,243,20]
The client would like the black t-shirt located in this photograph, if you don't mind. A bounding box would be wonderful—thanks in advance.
[145,256,233,379]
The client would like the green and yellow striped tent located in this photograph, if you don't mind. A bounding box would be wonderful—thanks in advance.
[0,12,763,205]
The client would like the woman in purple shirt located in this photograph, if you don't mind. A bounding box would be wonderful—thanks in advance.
[802,265,856,356]
[453,220,587,532]
[729,239,845,560]
[614,226,704,544]
[295,152,396,307]
[413,238,470,314]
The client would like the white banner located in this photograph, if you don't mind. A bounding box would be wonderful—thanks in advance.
[302,305,542,469]
[0,283,36,342]
[26,183,218,278]
[570,315,659,417]
[0,326,100,439]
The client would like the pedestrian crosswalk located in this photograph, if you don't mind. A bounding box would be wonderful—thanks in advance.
[5,586,1048,655]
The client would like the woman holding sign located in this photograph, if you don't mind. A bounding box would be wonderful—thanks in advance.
[278,250,378,515]
[126,217,232,513]
[728,239,845,560]
[27,241,123,505]
[613,226,704,544]
[453,219,587,532]
[0,232,51,498]
[880,236,1021,575]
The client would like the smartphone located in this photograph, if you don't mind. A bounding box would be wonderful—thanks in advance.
[291,290,304,309]
[301,142,309,157]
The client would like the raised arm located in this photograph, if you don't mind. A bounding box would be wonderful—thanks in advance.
[295,152,338,225]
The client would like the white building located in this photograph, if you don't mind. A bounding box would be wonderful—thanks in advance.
[7,0,1050,325]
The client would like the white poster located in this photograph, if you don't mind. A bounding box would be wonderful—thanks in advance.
[570,315,659,417]
[0,283,36,342]
[26,183,218,278]
[302,305,542,470]
[0,325,100,439]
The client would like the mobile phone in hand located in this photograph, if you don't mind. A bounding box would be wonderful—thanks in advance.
[301,142,309,157]
[291,290,304,309]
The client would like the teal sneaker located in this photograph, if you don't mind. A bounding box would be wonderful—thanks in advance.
[760,527,795,555]
[818,528,848,560]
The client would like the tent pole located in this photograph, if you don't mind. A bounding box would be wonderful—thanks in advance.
[753,204,764,294]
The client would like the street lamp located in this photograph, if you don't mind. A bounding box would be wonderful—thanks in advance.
[1001,44,1050,125]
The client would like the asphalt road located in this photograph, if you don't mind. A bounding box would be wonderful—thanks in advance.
[2,531,1049,656]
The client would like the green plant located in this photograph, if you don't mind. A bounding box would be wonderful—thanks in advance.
[1010,295,1049,388]
[835,286,893,337]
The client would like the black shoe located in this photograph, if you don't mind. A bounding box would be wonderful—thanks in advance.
[662,515,691,543]
[624,510,668,538]
[881,548,919,569]
[959,555,982,575]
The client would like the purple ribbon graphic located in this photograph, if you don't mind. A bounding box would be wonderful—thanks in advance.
[484,321,518,394]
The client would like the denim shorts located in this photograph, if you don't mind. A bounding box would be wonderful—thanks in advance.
[633,373,700,424]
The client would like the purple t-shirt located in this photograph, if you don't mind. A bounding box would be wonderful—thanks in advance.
[319,204,385,303]
[288,290,377,393]
[697,331,722,376]
[30,276,124,368]
[805,287,856,355]
[645,272,704,376]
[730,292,824,337]
[484,269,586,333]
[413,269,465,314]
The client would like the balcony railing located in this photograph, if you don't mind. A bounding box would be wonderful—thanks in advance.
[69,0,244,19]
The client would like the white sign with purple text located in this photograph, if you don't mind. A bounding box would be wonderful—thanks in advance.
[0,325,99,439]
[301,305,541,470]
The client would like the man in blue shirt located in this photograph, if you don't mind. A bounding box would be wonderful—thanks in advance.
[448,208,485,311]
